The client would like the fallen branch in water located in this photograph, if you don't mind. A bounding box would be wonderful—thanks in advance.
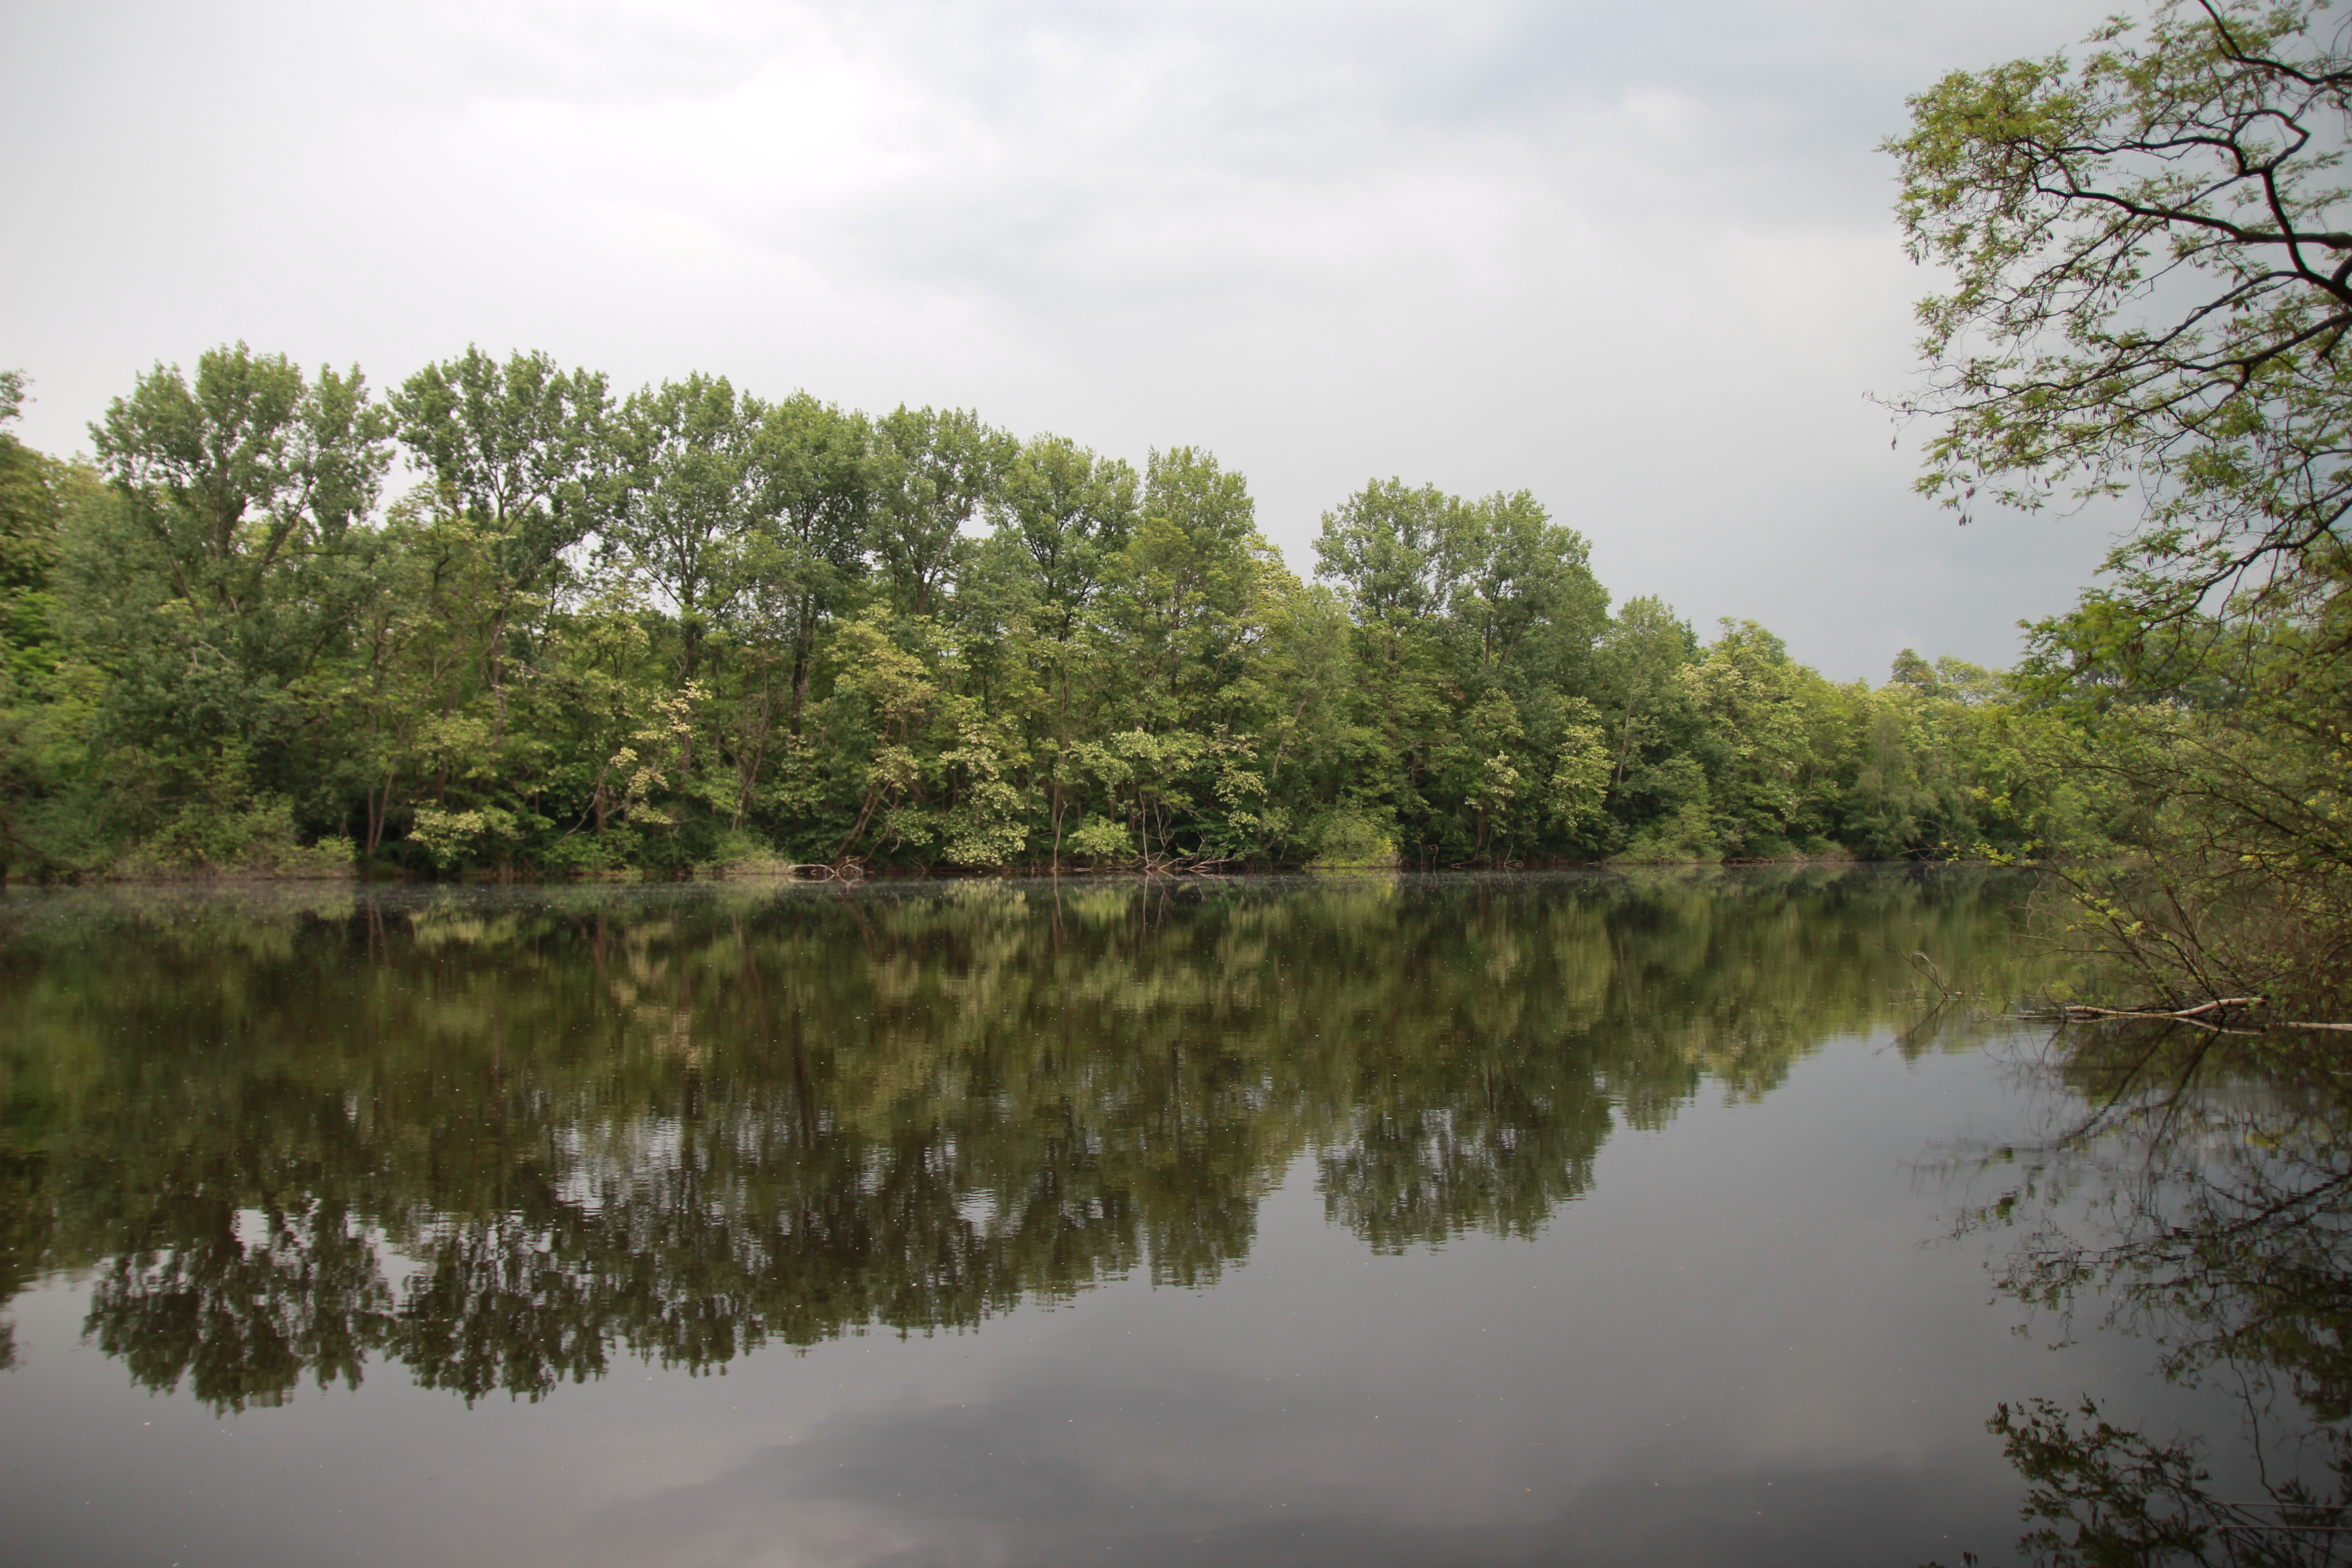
[1907,949,1960,1004]
[2058,997,2269,1022]
[761,858,866,883]
[2019,996,2352,1033]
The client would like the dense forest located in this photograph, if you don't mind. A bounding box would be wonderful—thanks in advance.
[0,350,2098,880]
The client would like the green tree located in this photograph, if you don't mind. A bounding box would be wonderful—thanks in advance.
[0,370,67,684]
[1105,446,1268,730]
[387,347,610,733]
[69,344,392,858]
[90,344,389,617]
[1314,478,1465,622]
[1312,480,1467,856]
[1889,0,2352,1008]
[1684,620,1849,857]
[744,392,872,737]
[990,434,1137,863]
[871,406,1011,619]
[602,373,760,686]
[0,373,91,874]
[387,346,608,594]
[1453,489,1609,687]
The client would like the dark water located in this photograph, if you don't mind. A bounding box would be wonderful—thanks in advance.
[0,869,2340,1567]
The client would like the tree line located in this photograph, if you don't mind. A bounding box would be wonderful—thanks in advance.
[0,349,2097,879]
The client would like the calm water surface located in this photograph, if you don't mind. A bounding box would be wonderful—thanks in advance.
[0,869,2340,1566]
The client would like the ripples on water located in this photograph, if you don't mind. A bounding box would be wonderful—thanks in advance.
[0,868,2343,1565]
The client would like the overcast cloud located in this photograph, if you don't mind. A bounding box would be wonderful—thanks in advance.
[7,0,2130,679]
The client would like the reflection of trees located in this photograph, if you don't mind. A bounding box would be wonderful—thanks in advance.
[88,1200,387,1411]
[1944,1026,2352,1566]
[1959,1393,2350,1568]
[0,868,2041,1409]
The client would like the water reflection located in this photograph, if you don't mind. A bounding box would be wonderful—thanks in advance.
[0,867,2042,1412]
[1945,1022,2352,1566]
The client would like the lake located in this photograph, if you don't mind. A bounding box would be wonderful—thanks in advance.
[1,868,2341,1566]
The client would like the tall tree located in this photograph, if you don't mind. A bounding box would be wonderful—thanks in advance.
[1108,446,1264,729]
[744,392,871,736]
[76,344,392,824]
[1453,490,1609,685]
[1592,596,1702,849]
[387,346,608,588]
[1889,0,2352,1008]
[993,434,1138,859]
[602,373,760,684]
[90,343,390,618]
[0,371,69,685]
[996,434,1137,642]
[388,348,610,735]
[0,372,79,872]
[1313,479,1464,623]
[870,406,1010,619]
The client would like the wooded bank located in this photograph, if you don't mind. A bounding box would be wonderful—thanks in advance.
[0,351,2100,882]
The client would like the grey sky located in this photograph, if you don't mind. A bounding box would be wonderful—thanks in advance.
[8,0,2129,680]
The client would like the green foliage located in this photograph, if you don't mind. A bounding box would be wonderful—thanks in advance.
[113,795,353,880]
[1889,0,2352,1011]
[0,348,2118,880]
[1305,806,1399,869]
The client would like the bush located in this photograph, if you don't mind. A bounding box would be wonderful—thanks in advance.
[113,796,353,880]
[1065,816,1134,867]
[1306,808,1398,870]
[1612,803,1720,865]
